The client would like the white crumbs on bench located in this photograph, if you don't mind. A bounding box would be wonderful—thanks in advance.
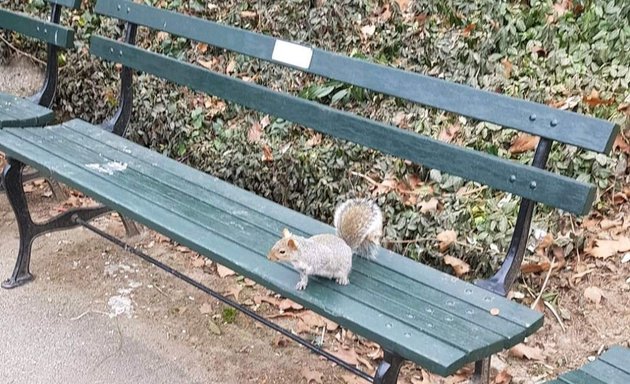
[85,161,128,175]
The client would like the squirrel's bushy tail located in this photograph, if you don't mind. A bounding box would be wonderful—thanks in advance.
[334,198,382,260]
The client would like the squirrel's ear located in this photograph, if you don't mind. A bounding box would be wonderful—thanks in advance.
[282,228,292,238]
[287,238,298,251]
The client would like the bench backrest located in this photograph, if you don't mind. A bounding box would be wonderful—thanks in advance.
[91,0,618,216]
[0,0,79,49]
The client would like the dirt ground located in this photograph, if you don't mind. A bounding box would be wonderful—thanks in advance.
[1,56,628,384]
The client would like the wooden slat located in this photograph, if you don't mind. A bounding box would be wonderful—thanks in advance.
[599,346,630,375]
[0,126,468,375]
[552,370,608,384]
[89,37,596,215]
[28,125,509,357]
[62,118,543,335]
[0,123,544,375]
[0,93,54,128]
[580,360,630,384]
[94,0,619,153]
[0,9,74,48]
[47,0,82,9]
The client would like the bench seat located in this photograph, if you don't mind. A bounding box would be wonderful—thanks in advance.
[0,93,54,128]
[545,346,630,384]
[0,119,543,376]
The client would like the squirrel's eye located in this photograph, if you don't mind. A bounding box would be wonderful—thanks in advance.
[279,250,286,254]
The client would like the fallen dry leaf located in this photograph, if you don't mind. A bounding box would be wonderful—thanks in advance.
[494,369,512,384]
[240,10,257,18]
[583,89,614,108]
[373,177,398,196]
[509,134,540,154]
[260,115,271,128]
[508,344,544,361]
[191,256,205,268]
[419,198,439,214]
[613,134,630,154]
[196,43,208,54]
[253,295,282,307]
[586,237,630,259]
[378,4,392,22]
[600,219,622,230]
[501,58,513,78]
[305,133,323,148]
[360,25,376,38]
[301,368,323,384]
[216,265,236,278]
[261,145,273,162]
[438,123,460,143]
[436,230,457,252]
[584,286,603,304]
[327,347,359,366]
[199,303,213,315]
[278,299,303,311]
[444,255,470,277]
[394,0,410,11]
[521,261,551,274]
[207,319,222,335]
[462,23,476,37]
[197,58,215,71]
[223,285,243,301]
[247,122,263,143]
[297,310,337,331]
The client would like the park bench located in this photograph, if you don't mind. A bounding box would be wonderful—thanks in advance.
[0,0,80,199]
[0,1,620,383]
[0,0,79,127]
[545,346,629,384]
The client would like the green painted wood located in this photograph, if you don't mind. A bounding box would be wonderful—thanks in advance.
[47,0,82,9]
[0,9,74,48]
[94,0,619,154]
[89,37,596,215]
[551,370,608,384]
[579,360,630,384]
[61,118,543,337]
[545,347,630,383]
[26,124,510,358]
[599,346,630,375]
[0,123,543,375]
[0,126,468,376]
[0,93,54,128]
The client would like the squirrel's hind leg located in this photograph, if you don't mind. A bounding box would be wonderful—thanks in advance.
[335,275,349,285]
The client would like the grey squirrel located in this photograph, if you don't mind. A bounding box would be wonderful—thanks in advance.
[267,198,382,290]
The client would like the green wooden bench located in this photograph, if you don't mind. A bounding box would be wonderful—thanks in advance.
[545,346,630,384]
[0,1,619,383]
[0,0,80,199]
[0,0,79,127]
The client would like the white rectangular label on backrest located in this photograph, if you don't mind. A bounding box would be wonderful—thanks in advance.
[272,40,313,70]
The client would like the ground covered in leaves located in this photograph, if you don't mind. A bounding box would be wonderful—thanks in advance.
[0,0,629,383]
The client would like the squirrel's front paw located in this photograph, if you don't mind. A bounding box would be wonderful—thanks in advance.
[295,281,308,290]
[336,276,349,286]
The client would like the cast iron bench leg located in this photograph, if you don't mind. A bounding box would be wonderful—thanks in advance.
[374,351,404,384]
[471,357,491,384]
[1,159,113,289]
